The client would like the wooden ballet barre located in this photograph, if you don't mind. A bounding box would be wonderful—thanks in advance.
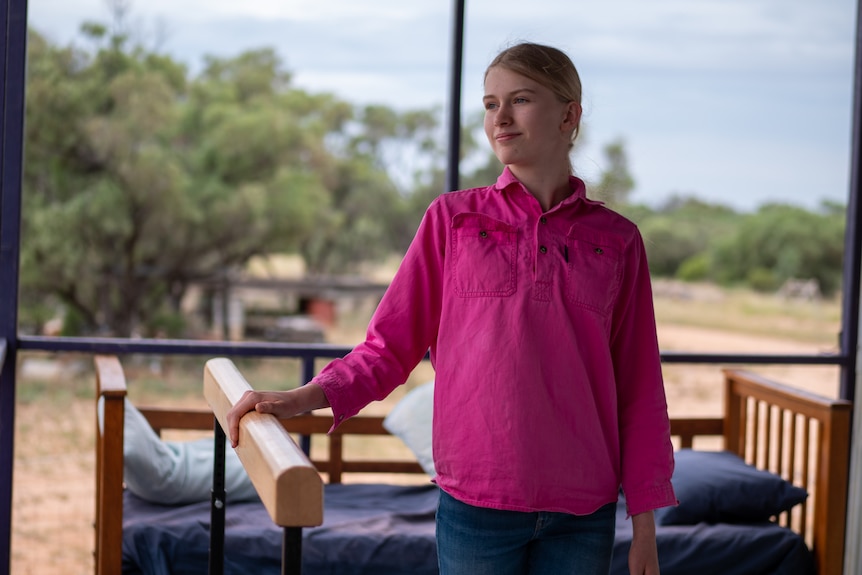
[203,357,324,527]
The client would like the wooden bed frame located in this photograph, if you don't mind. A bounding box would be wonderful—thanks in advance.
[93,355,852,575]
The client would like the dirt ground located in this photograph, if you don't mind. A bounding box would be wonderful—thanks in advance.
[9,319,842,574]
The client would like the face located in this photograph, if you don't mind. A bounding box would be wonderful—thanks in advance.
[483,66,580,172]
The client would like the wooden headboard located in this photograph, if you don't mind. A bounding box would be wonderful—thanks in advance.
[721,369,852,575]
[93,356,852,575]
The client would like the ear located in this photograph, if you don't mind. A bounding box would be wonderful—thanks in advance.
[562,101,582,132]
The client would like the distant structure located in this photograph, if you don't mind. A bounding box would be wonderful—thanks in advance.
[193,275,389,343]
[778,278,821,301]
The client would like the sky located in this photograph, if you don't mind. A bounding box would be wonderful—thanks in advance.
[26,0,860,212]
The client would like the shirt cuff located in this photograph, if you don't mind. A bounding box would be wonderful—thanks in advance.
[624,483,678,517]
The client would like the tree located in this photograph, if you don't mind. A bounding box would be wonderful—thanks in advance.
[20,22,429,336]
[711,203,845,295]
[626,196,738,278]
[590,138,634,207]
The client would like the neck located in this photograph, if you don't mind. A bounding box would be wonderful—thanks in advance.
[509,165,573,212]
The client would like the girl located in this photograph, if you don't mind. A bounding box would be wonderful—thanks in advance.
[227,42,676,575]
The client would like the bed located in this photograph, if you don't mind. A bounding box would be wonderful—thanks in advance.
[93,355,852,575]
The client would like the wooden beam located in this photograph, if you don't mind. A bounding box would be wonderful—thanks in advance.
[203,357,323,527]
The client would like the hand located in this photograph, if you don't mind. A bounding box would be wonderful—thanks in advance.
[225,383,329,448]
[629,511,659,575]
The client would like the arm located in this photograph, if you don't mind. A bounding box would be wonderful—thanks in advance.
[229,199,446,445]
[226,383,329,448]
[310,200,446,428]
[628,511,660,575]
[612,229,676,514]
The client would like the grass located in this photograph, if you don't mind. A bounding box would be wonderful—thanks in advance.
[652,282,842,347]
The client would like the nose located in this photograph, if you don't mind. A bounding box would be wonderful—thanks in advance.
[494,105,511,127]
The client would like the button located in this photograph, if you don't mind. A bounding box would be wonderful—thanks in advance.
[338,414,345,421]
[594,248,604,255]
[540,217,548,225]
[479,230,488,238]
[539,246,548,254]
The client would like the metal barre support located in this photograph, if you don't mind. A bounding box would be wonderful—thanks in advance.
[282,527,303,575]
[209,418,226,575]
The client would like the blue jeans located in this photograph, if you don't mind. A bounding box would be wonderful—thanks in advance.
[436,490,616,575]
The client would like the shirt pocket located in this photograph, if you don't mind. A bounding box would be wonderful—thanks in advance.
[451,213,518,297]
[565,231,622,317]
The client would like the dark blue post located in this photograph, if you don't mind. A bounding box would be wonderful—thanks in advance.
[0,0,27,572]
[209,420,227,575]
[444,0,466,194]
[299,356,315,455]
[282,527,302,575]
[839,0,862,403]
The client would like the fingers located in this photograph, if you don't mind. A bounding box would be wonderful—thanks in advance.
[225,387,319,448]
[226,389,261,448]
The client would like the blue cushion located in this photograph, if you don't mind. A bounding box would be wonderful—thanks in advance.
[655,449,807,525]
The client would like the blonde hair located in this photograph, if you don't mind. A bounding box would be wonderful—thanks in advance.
[485,42,583,144]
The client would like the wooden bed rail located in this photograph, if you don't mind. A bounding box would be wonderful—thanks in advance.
[203,357,324,528]
[669,418,724,449]
[723,369,852,575]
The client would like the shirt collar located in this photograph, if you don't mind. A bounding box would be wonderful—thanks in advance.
[493,166,592,207]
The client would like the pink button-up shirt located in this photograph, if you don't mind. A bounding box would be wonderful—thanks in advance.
[313,167,676,517]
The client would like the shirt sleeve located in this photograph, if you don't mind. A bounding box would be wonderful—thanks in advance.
[611,229,678,516]
[312,198,446,431]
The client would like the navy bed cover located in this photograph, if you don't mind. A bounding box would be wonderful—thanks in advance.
[121,484,814,575]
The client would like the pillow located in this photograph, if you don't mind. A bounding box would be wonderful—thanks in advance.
[98,397,258,505]
[383,380,435,477]
[655,449,807,526]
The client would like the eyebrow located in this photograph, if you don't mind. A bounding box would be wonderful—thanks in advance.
[482,87,538,102]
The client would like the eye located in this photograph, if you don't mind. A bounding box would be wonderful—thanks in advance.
[484,102,498,110]
[513,97,528,104]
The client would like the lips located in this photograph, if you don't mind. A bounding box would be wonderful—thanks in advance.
[495,132,520,142]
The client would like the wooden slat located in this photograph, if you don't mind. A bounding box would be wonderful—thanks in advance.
[751,398,761,466]
[312,460,426,476]
[203,357,323,527]
[140,407,213,436]
[724,377,744,456]
[776,408,786,480]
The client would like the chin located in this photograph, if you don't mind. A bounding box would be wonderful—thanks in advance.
[493,150,520,166]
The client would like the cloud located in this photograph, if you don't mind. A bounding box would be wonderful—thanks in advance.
[144,0,435,23]
[26,0,857,209]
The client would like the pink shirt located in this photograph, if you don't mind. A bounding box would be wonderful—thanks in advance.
[313,168,676,517]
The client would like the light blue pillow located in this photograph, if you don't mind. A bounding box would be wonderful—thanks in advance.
[98,397,258,504]
[383,381,435,477]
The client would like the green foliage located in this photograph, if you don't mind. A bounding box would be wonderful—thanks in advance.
[61,307,88,337]
[676,253,710,282]
[621,195,738,278]
[590,138,634,207]
[710,203,845,296]
[21,22,441,337]
[622,192,846,298]
[746,267,780,293]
